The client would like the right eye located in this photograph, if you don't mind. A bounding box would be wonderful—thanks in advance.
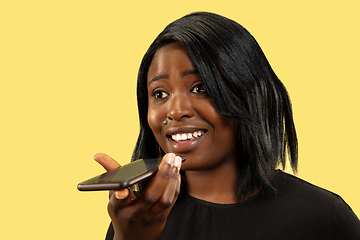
[152,90,169,100]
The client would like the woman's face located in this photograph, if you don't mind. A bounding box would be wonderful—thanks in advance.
[147,43,238,171]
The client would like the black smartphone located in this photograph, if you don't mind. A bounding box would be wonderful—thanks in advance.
[77,158,162,191]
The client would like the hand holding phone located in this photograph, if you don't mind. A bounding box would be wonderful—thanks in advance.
[82,153,184,240]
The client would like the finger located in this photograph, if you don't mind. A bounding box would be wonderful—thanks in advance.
[151,174,181,222]
[133,153,179,211]
[93,152,120,171]
[114,189,130,200]
[108,188,137,213]
[108,189,130,200]
[109,154,181,224]
[108,191,130,216]
[159,156,182,204]
[149,156,182,214]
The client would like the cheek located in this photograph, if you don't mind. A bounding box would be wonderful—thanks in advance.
[147,106,164,135]
[207,110,238,143]
[148,106,169,153]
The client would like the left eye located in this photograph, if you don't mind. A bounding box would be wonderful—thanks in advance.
[191,84,207,94]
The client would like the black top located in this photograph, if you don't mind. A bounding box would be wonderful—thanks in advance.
[106,170,360,240]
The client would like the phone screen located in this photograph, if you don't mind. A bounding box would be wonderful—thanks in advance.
[77,158,161,191]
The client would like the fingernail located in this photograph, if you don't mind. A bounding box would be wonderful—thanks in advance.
[166,153,175,165]
[114,191,121,200]
[114,189,129,200]
[174,156,182,168]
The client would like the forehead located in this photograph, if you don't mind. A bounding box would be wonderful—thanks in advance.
[147,43,197,83]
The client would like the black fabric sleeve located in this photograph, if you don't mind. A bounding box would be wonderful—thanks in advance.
[329,195,360,239]
[105,222,114,240]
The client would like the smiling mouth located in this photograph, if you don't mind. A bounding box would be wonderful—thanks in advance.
[169,130,205,142]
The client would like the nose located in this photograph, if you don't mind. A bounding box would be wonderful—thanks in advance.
[167,94,195,121]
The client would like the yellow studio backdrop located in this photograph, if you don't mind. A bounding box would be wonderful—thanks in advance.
[0,0,359,239]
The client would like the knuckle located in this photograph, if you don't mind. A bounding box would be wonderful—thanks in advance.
[107,203,138,223]
[107,194,126,215]
[121,209,138,222]
[157,166,171,179]
[107,200,119,215]
[143,191,160,204]
[158,194,175,209]
[158,199,173,209]
[174,177,181,197]
[174,186,180,199]
[142,213,157,223]
[158,165,178,180]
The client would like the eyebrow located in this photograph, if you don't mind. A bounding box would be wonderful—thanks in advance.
[181,69,199,77]
[148,74,168,85]
[148,69,200,86]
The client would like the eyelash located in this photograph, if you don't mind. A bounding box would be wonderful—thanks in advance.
[151,83,207,100]
[191,83,207,94]
[152,90,169,100]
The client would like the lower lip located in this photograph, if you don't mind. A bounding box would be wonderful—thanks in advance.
[168,133,206,153]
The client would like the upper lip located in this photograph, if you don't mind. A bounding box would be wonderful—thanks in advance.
[165,126,207,137]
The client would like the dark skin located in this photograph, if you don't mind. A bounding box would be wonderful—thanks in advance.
[95,43,240,240]
[95,152,183,240]
[147,43,240,203]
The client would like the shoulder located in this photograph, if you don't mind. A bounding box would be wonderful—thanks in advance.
[273,170,340,199]
[269,170,360,238]
[271,170,349,211]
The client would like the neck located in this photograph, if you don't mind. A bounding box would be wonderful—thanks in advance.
[183,160,240,204]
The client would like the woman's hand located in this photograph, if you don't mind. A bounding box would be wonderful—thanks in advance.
[94,153,183,240]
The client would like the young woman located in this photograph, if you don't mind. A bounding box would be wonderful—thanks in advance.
[94,12,360,240]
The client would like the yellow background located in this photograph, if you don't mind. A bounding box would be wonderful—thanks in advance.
[1,0,359,239]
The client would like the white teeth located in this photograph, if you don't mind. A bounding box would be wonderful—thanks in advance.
[181,133,187,140]
[171,130,204,142]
